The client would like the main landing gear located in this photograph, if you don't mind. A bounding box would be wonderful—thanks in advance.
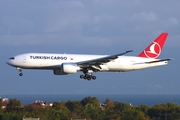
[80,74,96,80]
[80,70,96,80]
[17,68,23,76]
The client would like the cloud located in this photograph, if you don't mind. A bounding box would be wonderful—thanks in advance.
[131,12,158,21]
[0,0,180,48]
[167,17,179,26]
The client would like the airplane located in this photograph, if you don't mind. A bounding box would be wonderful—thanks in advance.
[7,32,172,80]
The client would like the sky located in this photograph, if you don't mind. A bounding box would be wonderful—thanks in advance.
[0,0,180,95]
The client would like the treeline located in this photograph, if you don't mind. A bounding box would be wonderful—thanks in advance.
[1,97,180,120]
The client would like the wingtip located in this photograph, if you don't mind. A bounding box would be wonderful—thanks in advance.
[168,58,174,61]
[126,50,134,53]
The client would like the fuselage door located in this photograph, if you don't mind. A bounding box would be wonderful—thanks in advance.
[22,56,26,63]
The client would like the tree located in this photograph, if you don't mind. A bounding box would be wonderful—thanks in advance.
[65,100,83,119]
[104,98,114,109]
[0,98,2,109]
[23,104,44,118]
[136,104,150,115]
[113,102,132,112]
[52,102,70,120]
[1,112,23,120]
[0,98,2,120]
[104,108,120,120]
[167,102,179,109]
[52,101,66,111]
[148,104,168,120]
[81,96,100,108]
[82,103,101,120]
[65,100,82,112]
[6,99,22,112]
[7,99,22,108]
[121,110,145,120]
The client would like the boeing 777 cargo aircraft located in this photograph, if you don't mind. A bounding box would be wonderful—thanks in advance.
[7,33,172,80]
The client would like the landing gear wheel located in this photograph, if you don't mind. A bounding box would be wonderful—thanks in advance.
[85,74,89,78]
[80,75,84,79]
[19,73,23,76]
[87,76,91,80]
[92,76,96,80]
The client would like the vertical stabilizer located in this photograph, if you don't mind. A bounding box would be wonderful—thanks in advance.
[138,33,168,59]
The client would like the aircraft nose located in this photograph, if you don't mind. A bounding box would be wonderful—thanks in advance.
[6,57,15,66]
[6,61,10,65]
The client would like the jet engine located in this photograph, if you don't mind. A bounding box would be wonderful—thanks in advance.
[61,63,80,74]
[53,69,67,75]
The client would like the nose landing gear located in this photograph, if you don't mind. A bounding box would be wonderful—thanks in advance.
[17,68,23,76]
[19,72,23,76]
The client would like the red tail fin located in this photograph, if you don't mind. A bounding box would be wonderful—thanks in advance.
[138,33,168,59]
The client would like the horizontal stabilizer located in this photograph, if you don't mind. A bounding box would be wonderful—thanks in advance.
[145,58,173,64]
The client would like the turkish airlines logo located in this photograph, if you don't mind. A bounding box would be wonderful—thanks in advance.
[144,42,161,59]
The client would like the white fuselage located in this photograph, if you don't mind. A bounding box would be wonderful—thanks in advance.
[7,53,168,72]
[6,33,170,80]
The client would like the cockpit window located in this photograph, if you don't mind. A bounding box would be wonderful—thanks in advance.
[9,57,15,60]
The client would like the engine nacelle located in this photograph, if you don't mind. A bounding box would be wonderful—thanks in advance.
[53,70,67,75]
[61,63,79,74]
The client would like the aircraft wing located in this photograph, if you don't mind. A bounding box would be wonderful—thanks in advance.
[77,50,133,69]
